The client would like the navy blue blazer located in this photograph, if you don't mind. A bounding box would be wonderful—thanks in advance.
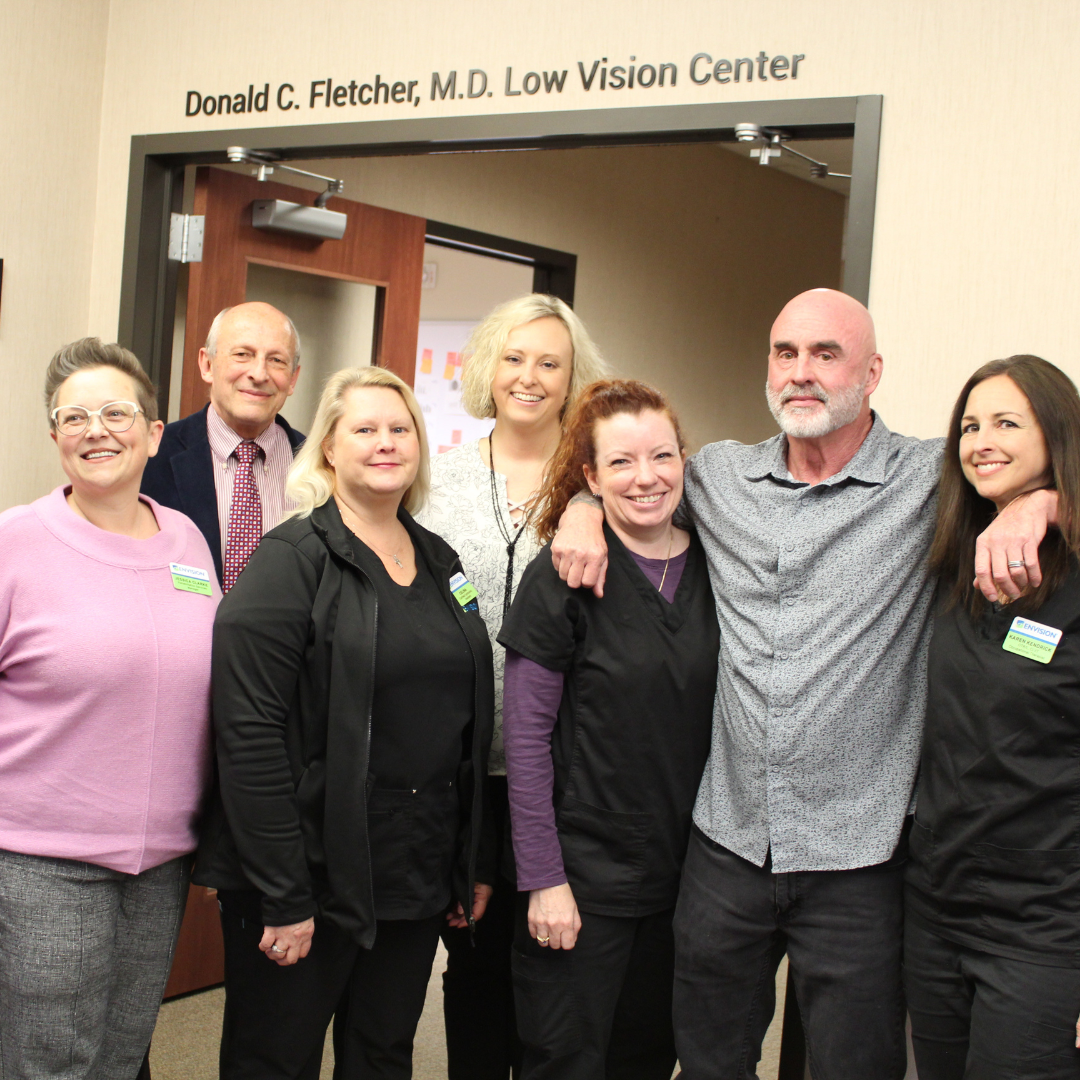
[141,404,305,584]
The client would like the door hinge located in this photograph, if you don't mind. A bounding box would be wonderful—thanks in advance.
[168,213,205,263]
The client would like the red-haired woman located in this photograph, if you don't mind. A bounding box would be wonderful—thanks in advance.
[498,380,719,1080]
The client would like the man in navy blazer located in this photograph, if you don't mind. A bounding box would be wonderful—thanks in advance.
[142,302,305,584]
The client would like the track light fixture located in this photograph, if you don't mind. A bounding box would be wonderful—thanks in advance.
[733,124,851,180]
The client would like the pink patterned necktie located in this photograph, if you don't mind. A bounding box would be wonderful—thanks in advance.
[223,440,263,593]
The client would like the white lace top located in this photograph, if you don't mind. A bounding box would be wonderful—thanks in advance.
[415,440,544,776]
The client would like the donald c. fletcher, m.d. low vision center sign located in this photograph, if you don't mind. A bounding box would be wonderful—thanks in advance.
[183,48,807,117]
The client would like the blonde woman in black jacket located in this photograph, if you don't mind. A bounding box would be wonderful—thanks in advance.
[196,366,495,1080]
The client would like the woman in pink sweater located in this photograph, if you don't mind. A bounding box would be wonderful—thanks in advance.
[0,339,220,1080]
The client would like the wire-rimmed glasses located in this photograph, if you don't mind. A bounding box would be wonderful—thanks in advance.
[50,401,143,436]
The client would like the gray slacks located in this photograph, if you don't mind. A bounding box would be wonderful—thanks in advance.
[0,848,189,1080]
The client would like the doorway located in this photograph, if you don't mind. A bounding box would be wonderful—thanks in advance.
[124,96,878,1077]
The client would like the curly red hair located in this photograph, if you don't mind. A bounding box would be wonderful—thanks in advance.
[534,379,686,543]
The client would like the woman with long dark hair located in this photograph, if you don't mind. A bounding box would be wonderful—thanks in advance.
[499,379,719,1080]
[906,354,1080,1079]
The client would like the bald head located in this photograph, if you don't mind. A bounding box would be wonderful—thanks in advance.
[766,289,883,441]
[771,289,877,363]
[206,302,300,368]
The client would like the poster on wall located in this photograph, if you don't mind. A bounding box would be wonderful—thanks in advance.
[414,321,494,454]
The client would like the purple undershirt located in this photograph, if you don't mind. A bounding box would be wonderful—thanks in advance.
[503,547,687,892]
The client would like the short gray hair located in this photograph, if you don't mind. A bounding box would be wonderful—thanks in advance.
[44,338,158,422]
[204,305,301,368]
[459,294,608,420]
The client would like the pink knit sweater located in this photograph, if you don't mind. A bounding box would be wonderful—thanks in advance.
[0,486,220,874]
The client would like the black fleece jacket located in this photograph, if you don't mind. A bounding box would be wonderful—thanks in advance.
[193,498,495,948]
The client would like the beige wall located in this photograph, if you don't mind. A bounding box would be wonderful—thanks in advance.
[0,0,110,505]
[229,145,844,451]
[4,0,1080,505]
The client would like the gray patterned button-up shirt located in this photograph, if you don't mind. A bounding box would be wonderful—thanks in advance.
[685,414,944,872]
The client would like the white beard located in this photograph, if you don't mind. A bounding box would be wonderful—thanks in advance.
[765,379,868,439]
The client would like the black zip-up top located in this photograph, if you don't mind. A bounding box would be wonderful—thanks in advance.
[194,499,495,948]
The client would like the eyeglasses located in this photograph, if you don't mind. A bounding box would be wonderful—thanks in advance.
[50,401,143,436]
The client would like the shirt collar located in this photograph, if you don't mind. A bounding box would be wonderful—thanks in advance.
[206,404,279,462]
[743,411,891,487]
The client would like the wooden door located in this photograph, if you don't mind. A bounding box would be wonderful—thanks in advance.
[164,166,426,998]
[179,164,426,417]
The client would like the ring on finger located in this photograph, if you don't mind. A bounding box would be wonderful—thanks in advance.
[269,944,285,954]
[1007,560,1025,568]
[537,935,550,944]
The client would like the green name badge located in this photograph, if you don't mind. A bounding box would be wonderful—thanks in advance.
[170,562,213,596]
[449,571,478,607]
[1003,615,1063,664]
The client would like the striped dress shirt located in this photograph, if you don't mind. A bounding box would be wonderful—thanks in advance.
[206,405,295,558]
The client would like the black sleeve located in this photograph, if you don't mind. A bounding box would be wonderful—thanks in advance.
[211,535,320,926]
[497,546,581,673]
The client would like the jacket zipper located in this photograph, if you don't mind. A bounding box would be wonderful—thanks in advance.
[449,581,484,937]
[363,595,378,935]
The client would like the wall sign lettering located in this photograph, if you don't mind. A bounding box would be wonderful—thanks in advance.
[183,51,806,117]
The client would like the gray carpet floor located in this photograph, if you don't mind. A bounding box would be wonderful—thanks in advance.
[149,945,789,1080]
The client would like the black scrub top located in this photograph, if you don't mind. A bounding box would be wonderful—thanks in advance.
[350,537,475,921]
[908,566,1080,967]
[499,524,719,917]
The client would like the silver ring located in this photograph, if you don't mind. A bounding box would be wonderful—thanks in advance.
[269,945,285,954]
[1007,561,1025,568]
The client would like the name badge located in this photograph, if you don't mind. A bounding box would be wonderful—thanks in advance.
[449,571,478,608]
[170,562,213,596]
[1003,615,1063,664]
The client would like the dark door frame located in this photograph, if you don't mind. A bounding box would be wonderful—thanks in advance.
[119,93,881,417]
[424,220,577,306]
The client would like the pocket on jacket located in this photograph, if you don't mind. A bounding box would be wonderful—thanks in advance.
[975,843,1080,919]
[511,944,584,1057]
[556,796,650,906]
[367,788,415,894]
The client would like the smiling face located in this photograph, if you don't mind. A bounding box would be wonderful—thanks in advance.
[582,409,685,542]
[490,316,573,431]
[960,374,1052,511]
[326,386,420,507]
[51,366,163,500]
[199,302,300,440]
[765,290,882,440]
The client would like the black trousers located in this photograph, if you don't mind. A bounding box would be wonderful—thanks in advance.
[440,776,522,1080]
[905,912,1080,1080]
[672,826,907,1080]
[218,890,442,1080]
[511,898,677,1080]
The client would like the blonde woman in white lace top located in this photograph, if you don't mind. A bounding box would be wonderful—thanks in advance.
[416,293,606,1076]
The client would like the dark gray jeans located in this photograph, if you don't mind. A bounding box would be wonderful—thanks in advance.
[0,848,189,1080]
[672,826,907,1080]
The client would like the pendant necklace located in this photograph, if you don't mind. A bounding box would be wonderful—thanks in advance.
[337,499,405,567]
[657,527,674,594]
[488,432,537,617]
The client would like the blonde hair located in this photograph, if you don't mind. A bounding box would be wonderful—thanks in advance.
[285,367,431,519]
[459,294,608,420]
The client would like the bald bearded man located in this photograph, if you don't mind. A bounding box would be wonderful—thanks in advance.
[550,290,1056,1080]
